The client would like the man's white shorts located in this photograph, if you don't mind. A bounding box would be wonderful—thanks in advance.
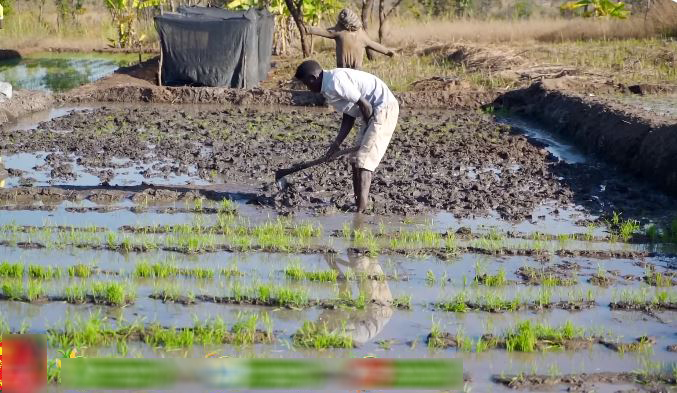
[352,101,399,172]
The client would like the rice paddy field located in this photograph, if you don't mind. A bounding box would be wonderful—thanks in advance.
[0,101,676,393]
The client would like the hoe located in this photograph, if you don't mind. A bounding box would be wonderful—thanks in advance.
[275,146,358,190]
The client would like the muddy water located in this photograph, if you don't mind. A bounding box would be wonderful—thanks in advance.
[1,105,676,392]
[0,52,149,92]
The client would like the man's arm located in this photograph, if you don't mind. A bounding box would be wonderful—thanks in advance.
[325,114,356,158]
[356,97,373,123]
[364,37,395,57]
[305,25,337,39]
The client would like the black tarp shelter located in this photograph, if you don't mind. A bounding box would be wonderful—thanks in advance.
[155,6,274,88]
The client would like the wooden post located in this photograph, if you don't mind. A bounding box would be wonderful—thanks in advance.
[158,47,163,86]
[158,3,164,86]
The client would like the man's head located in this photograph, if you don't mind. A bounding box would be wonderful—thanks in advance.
[294,60,323,92]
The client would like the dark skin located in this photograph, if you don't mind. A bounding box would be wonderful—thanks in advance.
[298,70,374,213]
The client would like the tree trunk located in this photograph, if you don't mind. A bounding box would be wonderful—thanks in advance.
[378,0,402,43]
[362,0,376,60]
[284,0,309,57]
[361,0,374,29]
[378,0,385,43]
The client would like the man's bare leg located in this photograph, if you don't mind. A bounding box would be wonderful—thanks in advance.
[352,164,360,206]
[357,168,372,213]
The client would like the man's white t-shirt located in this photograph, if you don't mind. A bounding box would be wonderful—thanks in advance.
[320,68,397,118]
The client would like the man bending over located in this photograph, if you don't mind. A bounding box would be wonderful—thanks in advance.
[294,60,399,213]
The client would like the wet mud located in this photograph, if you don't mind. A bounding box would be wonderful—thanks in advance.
[0,90,54,127]
[3,105,676,221]
[492,371,674,392]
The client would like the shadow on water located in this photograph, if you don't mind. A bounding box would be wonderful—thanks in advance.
[0,52,147,92]
[500,115,677,226]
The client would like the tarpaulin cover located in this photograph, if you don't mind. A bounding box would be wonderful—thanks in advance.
[155,6,274,88]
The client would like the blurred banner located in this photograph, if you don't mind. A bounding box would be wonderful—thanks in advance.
[62,358,463,390]
[1,334,47,393]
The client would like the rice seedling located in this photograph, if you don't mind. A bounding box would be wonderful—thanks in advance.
[90,281,136,306]
[427,317,445,349]
[504,320,585,352]
[644,271,675,287]
[456,330,474,352]
[231,313,259,345]
[444,233,458,254]
[474,265,507,287]
[145,324,195,349]
[49,312,120,348]
[293,321,353,349]
[476,335,499,353]
[283,262,338,282]
[218,198,237,215]
[335,289,367,310]
[391,294,412,309]
[377,339,394,350]
[0,316,10,335]
[0,261,23,278]
[426,270,436,285]
[584,223,597,241]
[26,280,45,301]
[29,265,62,280]
[64,283,87,304]
[437,292,469,312]
[1,280,24,300]
[152,283,195,303]
[612,336,655,354]
[221,265,243,277]
[116,339,128,356]
[608,211,640,242]
[193,197,204,212]
[68,264,92,278]
[537,288,553,307]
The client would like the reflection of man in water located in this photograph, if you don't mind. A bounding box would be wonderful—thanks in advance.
[317,250,393,346]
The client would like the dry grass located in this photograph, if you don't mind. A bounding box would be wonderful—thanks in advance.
[383,2,677,46]
[518,39,677,84]
[0,4,157,51]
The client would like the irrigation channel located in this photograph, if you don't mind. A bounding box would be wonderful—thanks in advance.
[0,102,676,393]
[0,52,149,92]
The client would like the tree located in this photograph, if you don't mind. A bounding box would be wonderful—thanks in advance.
[560,0,631,19]
[283,0,310,57]
[227,0,294,55]
[55,0,86,29]
[104,0,163,48]
[360,0,374,29]
[377,0,403,43]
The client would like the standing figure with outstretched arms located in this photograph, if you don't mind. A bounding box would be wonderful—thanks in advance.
[305,8,395,69]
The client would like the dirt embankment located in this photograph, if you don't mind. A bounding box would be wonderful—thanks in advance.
[496,82,677,197]
[0,90,54,128]
[59,79,496,110]
[53,56,496,110]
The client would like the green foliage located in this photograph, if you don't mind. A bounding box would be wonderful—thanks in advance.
[560,0,630,19]
[0,0,14,16]
[103,0,162,48]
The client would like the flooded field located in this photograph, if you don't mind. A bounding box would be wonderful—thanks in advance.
[0,52,147,92]
[1,104,676,392]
